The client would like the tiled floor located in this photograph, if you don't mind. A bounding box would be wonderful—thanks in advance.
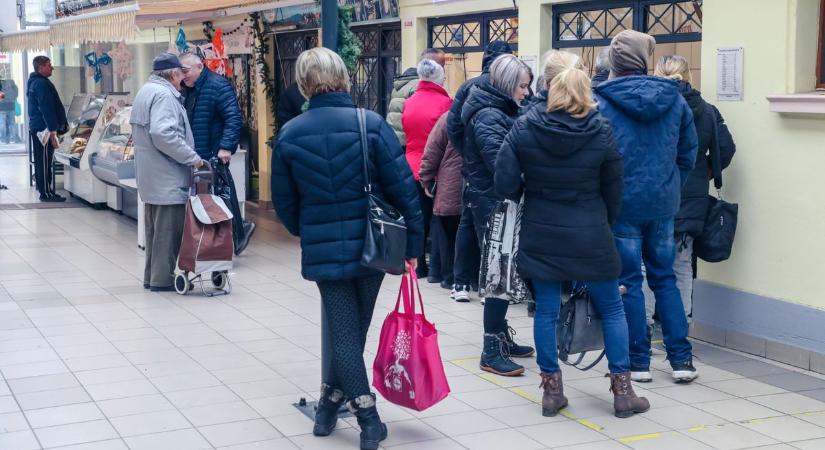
[3,155,825,449]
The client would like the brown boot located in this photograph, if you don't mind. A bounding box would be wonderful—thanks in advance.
[608,372,650,418]
[540,372,568,417]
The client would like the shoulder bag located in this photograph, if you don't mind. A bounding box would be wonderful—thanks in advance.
[557,285,606,371]
[358,108,408,275]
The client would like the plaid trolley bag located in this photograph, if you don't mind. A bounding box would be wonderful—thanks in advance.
[174,165,234,296]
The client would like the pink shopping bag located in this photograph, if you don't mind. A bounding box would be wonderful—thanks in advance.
[373,273,450,411]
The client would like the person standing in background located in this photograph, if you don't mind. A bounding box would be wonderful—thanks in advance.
[0,78,20,144]
[591,47,611,88]
[27,56,68,202]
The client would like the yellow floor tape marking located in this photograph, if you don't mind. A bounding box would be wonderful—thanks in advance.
[509,387,540,403]
[576,418,604,432]
[478,373,507,387]
[687,426,706,432]
[651,339,664,344]
[450,358,479,364]
[801,410,825,416]
[619,433,662,443]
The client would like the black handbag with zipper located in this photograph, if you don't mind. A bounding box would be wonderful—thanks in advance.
[695,114,738,263]
[556,285,606,371]
[357,108,408,275]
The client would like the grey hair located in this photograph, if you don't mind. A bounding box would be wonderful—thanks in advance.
[179,53,203,64]
[595,47,611,73]
[153,68,182,81]
[417,58,445,85]
[489,54,530,100]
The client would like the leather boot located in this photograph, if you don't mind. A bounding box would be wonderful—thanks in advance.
[480,333,525,376]
[313,383,345,436]
[347,394,387,450]
[503,320,535,357]
[540,371,568,417]
[608,372,650,418]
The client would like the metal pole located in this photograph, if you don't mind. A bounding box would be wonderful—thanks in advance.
[319,0,338,395]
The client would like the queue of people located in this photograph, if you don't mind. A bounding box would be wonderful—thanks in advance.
[270,28,736,450]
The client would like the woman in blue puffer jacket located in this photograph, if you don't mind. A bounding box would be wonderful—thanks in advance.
[271,48,424,450]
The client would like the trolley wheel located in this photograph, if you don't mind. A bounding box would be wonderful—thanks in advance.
[211,271,229,290]
[174,273,191,295]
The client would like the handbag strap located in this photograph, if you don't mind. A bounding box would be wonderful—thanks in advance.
[708,105,723,192]
[562,350,606,371]
[357,108,372,193]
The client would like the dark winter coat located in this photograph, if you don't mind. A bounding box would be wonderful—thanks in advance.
[183,67,242,160]
[387,68,419,147]
[594,76,698,222]
[277,82,305,127]
[0,79,18,111]
[419,113,462,217]
[271,92,425,282]
[27,72,67,133]
[522,88,548,113]
[674,81,736,237]
[496,108,624,281]
[447,41,513,155]
[461,82,520,203]
[401,80,453,180]
[591,70,610,89]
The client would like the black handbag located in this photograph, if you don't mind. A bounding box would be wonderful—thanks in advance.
[556,285,605,371]
[695,115,738,263]
[357,108,408,275]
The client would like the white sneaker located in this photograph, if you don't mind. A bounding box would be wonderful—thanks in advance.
[480,297,486,305]
[671,360,699,383]
[631,371,653,383]
[451,288,470,303]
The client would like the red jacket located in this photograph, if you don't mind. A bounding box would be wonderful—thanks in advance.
[401,81,452,180]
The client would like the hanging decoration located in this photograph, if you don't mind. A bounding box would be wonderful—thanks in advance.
[249,12,277,122]
[176,28,188,54]
[201,29,233,77]
[85,50,112,83]
[108,41,134,81]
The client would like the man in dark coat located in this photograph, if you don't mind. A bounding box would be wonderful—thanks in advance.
[180,53,255,255]
[0,78,20,144]
[593,30,699,384]
[591,47,611,88]
[277,82,305,127]
[27,56,68,202]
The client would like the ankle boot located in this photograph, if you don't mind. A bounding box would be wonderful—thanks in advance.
[347,394,387,450]
[539,371,568,417]
[313,383,346,436]
[608,372,650,418]
[503,320,535,357]
[480,333,525,376]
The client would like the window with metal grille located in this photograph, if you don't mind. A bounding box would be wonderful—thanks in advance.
[553,0,702,49]
[428,11,519,54]
[350,23,402,116]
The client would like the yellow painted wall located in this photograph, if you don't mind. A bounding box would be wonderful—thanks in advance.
[699,0,825,309]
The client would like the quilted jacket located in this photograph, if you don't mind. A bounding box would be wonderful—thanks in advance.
[271,91,425,282]
[183,67,242,160]
[386,68,419,147]
[419,113,462,217]
[401,80,453,181]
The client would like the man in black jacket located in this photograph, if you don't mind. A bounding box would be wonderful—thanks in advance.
[277,82,305,127]
[27,56,68,202]
[180,53,255,255]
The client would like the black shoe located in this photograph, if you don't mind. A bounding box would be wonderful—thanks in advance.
[143,283,150,289]
[470,283,479,293]
[480,333,525,376]
[348,394,387,450]
[149,286,174,292]
[49,193,66,202]
[234,221,256,256]
[671,358,699,383]
[440,280,452,290]
[427,275,442,284]
[503,320,535,357]
[313,383,346,437]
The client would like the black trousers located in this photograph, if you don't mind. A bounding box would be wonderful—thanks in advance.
[316,274,385,398]
[436,215,460,285]
[453,207,480,288]
[30,131,55,197]
[416,184,434,276]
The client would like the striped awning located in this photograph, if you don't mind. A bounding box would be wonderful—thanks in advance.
[49,4,139,45]
[0,28,50,52]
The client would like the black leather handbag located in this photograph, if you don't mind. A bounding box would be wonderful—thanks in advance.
[557,285,605,371]
[695,116,738,263]
[357,108,408,275]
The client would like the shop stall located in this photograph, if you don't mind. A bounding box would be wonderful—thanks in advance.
[53,93,109,205]
[89,105,138,219]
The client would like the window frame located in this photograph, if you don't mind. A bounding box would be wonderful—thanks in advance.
[817,0,825,89]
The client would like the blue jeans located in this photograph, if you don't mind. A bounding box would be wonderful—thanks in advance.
[0,110,17,143]
[533,279,631,374]
[614,218,692,370]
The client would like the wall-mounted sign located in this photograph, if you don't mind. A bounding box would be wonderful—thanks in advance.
[717,47,744,102]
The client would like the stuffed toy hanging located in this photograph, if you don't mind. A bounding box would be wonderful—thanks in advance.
[203,29,233,77]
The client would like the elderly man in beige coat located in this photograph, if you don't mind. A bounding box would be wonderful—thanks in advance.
[131,53,204,291]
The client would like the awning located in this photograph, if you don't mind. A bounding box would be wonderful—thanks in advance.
[0,28,50,52]
[49,4,139,45]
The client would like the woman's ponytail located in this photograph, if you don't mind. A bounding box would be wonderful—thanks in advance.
[546,67,597,118]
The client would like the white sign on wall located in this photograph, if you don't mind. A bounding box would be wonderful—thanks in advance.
[519,55,538,93]
[717,47,744,101]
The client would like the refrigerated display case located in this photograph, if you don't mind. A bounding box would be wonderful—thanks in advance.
[89,106,138,219]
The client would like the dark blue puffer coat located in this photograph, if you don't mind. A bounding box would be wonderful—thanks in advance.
[594,76,698,222]
[271,92,424,282]
[183,68,242,159]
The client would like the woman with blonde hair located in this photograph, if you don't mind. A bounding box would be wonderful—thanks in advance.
[642,55,736,334]
[495,59,650,419]
[525,50,584,111]
[272,47,424,450]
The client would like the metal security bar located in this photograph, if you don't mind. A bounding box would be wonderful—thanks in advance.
[553,0,702,49]
[428,10,519,54]
[350,23,402,116]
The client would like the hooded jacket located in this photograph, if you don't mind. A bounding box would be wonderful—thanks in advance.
[277,82,306,127]
[461,81,520,202]
[272,91,424,282]
[401,80,453,180]
[183,67,242,160]
[591,70,610,88]
[386,67,419,147]
[0,79,18,111]
[496,108,623,281]
[447,41,513,155]
[27,72,67,133]
[594,76,698,222]
[675,81,736,237]
[419,113,462,216]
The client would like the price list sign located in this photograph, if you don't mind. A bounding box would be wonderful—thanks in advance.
[717,47,744,101]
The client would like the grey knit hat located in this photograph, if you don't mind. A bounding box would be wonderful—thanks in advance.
[608,30,656,79]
